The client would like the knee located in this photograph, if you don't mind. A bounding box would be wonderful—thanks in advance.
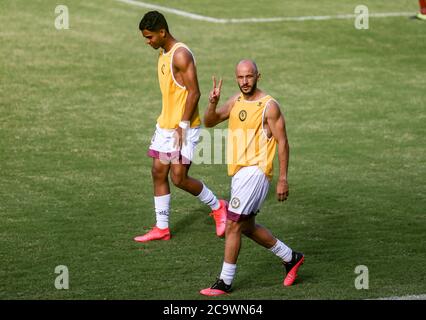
[171,171,186,189]
[226,220,242,234]
[151,166,167,181]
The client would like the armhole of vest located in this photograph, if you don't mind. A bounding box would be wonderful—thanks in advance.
[230,94,242,115]
[170,44,195,90]
[262,98,275,141]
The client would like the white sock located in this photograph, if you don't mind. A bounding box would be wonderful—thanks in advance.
[219,261,236,285]
[154,194,171,229]
[269,239,292,263]
[197,183,220,210]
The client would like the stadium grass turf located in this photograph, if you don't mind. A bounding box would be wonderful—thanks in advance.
[1,0,425,299]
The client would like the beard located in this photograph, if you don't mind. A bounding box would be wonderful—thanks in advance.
[239,82,257,96]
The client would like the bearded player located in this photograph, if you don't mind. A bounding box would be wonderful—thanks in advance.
[200,60,304,296]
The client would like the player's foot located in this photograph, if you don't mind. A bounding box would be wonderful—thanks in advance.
[200,278,232,296]
[209,200,228,238]
[416,12,426,20]
[133,226,171,242]
[283,251,304,286]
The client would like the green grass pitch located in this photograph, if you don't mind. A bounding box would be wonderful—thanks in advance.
[1,0,425,299]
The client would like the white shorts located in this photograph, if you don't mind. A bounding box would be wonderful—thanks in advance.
[228,166,270,221]
[147,124,201,164]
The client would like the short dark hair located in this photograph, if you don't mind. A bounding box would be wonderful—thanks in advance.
[139,11,169,33]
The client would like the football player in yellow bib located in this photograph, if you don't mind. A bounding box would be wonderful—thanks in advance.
[133,11,227,243]
[200,60,304,296]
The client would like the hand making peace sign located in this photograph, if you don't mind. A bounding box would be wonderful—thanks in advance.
[209,76,223,105]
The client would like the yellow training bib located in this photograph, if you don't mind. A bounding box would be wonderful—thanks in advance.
[157,42,201,129]
[227,94,277,180]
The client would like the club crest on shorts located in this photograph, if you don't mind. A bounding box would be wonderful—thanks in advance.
[230,197,240,209]
[239,110,247,121]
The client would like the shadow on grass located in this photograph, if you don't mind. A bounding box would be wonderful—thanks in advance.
[234,257,312,294]
[172,205,207,235]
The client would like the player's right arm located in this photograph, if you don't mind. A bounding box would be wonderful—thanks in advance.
[204,76,238,128]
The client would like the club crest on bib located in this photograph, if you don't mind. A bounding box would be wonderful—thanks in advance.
[239,110,247,122]
[230,197,241,209]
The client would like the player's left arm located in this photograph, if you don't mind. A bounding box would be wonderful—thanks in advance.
[265,100,290,202]
[173,48,201,123]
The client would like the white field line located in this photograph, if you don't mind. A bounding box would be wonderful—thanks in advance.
[115,0,413,23]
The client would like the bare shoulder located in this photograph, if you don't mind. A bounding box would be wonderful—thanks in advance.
[265,99,283,119]
[228,92,241,104]
[173,46,194,69]
[217,92,241,120]
[224,92,241,109]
